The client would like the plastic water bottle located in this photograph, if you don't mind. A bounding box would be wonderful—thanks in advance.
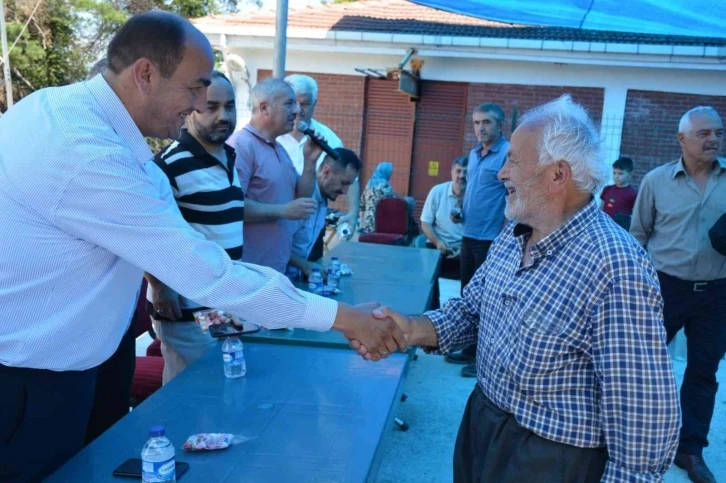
[328,257,341,289]
[337,222,351,239]
[308,268,324,294]
[222,336,246,379]
[141,426,176,483]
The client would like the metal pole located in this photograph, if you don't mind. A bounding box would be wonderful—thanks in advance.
[0,0,12,109]
[272,0,288,79]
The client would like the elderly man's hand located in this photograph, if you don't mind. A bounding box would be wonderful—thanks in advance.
[332,302,407,361]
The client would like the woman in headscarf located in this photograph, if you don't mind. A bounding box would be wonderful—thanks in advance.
[358,162,394,234]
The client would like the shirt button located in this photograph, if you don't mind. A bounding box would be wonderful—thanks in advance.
[490,337,495,344]
[504,301,510,306]
[546,250,553,256]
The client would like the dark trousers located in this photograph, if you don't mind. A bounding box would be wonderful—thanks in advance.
[460,237,492,295]
[308,228,326,263]
[0,364,98,482]
[458,237,493,356]
[454,385,608,483]
[425,242,461,311]
[658,272,726,456]
[85,314,137,444]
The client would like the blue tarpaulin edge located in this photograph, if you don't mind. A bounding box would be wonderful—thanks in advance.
[408,0,726,40]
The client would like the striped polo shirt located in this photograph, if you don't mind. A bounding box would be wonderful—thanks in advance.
[147,129,245,318]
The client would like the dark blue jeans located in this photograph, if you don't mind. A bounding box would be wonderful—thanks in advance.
[658,272,726,456]
[0,363,97,482]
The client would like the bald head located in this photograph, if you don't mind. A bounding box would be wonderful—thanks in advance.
[106,10,212,79]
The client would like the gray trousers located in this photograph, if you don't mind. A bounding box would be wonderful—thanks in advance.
[454,385,608,483]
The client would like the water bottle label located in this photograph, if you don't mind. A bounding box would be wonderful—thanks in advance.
[142,456,175,481]
[223,351,243,363]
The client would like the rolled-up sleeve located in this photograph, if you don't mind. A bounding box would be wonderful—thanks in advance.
[591,274,680,483]
[54,156,337,331]
[424,265,484,353]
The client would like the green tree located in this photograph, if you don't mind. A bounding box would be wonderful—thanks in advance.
[1,0,240,112]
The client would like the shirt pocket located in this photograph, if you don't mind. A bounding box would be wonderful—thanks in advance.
[505,315,578,396]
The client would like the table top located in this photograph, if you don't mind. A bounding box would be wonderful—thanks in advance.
[324,243,440,285]
[242,277,431,356]
[48,344,408,483]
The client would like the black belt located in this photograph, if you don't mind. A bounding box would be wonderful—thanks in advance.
[145,300,204,323]
[657,272,726,293]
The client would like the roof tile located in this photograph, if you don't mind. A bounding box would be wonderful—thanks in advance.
[194,0,726,47]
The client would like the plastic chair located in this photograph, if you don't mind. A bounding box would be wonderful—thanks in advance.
[359,197,409,245]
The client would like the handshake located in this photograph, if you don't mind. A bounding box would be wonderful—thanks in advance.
[332,302,414,361]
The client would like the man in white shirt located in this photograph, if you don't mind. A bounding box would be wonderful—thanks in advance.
[0,12,404,482]
[278,74,360,241]
[288,148,362,279]
[420,156,468,257]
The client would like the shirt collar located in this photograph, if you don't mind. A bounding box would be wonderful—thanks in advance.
[448,181,463,199]
[671,157,726,179]
[513,198,599,261]
[474,135,506,156]
[244,124,277,146]
[85,75,153,164]
[178,128,236,162]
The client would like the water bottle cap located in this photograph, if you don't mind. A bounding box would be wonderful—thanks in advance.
[149,425,166,437]
[312,268,320,272]
[332,257,338,261]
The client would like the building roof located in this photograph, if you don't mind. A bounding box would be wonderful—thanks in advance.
[194,0,726,46]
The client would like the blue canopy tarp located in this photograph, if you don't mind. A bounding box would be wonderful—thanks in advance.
[410,0,726,39]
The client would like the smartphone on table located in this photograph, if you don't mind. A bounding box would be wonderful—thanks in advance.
[112,458,189,479]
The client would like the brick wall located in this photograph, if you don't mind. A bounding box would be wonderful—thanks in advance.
[620,90,726,184]
[257,69,365,154]
[464,84,605,152]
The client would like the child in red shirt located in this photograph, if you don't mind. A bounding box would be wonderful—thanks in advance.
[600,157,637,230]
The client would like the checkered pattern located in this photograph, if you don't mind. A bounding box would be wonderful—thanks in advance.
[427,200,680,482]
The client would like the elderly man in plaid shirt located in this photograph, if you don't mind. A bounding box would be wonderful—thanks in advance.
[368,95,680,482]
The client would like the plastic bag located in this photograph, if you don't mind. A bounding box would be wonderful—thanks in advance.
[181,433,250,452]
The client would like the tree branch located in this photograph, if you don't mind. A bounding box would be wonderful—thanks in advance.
[12,66,35,90]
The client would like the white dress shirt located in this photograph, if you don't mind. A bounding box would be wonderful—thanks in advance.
[0,75,338,371]
[277,118,343,174]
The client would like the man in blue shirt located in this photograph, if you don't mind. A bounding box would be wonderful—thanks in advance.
[446,103,509,377]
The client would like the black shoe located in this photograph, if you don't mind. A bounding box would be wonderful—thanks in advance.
[460,364,477,378]
[674,453,716,483]
[445,351,475,364]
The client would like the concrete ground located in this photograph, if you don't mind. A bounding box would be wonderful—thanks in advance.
[373,278,726,483]
[135,278,725,482]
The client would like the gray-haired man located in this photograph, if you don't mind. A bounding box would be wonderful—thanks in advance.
[370,95,680,483]
[278,74,361,244]
[631,106,725,483]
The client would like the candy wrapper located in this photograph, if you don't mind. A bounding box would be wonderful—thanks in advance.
[339,263,353,276]
[182,433,250,452]
[321,286,341,297]
[194,309,242,332]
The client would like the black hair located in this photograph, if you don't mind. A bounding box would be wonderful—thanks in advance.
[612,156,634,172]
[325,148,362,172]
[106,10,188,79]
[473,103,505,125]
[452,155,468,168]
[211,71,233,88]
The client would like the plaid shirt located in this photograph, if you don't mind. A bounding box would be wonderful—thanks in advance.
[427,200,680,482]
